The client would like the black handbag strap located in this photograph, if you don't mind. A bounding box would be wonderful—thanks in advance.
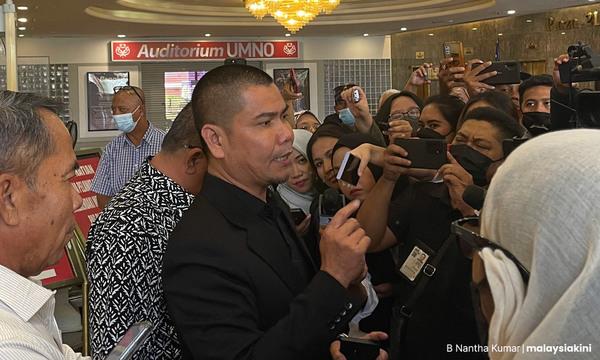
[398,233,456,318]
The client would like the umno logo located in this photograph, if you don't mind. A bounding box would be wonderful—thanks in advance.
[115,44,131,58]
[283,42,297,56]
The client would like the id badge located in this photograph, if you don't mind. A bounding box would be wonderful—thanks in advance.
[399,246,430,282]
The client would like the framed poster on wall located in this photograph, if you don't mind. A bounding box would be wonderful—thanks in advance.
[86,72,129,131]
[273,67,310,112]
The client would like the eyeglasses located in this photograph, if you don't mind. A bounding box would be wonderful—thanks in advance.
[298,123,320,132]
[451,217,530,284]
[114,85,144,104]
[389,106,421,121]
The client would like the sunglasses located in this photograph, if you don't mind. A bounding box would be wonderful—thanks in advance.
[114,85,144,104]
[451,217,530,284]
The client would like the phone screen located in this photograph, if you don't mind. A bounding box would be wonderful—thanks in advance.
[336,152,360,186]
[106,321,153,360]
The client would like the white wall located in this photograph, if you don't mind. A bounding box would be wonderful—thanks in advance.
[16,36,390,148]
[16,36,390,63]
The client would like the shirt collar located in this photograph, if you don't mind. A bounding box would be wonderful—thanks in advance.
[0,264,54,322]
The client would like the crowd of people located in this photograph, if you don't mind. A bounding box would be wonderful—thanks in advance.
[0,47,599,360]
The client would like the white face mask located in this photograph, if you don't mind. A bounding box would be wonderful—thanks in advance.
[113,105,141,133]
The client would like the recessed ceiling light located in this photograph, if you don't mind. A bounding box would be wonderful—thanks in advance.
[400,27,407,31]
[498,33,503,36]
[18,27,26,30]
[18,34,24,37]
[17,6,28,10]
[285,33,291,37]
[117,34,126,38]
[507,10,516,15]
[17,17,27,23]
[561,32,566,35]
[428,33,434,36]
[363,33,369,37]
[204,33,211,37]
[472,27,478,31]
[526,19,532,23]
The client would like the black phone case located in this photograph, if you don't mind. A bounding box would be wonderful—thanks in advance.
[472,61,521,85]
[290,208,307,225]
[339,337,380,360]
[394,138,447,169]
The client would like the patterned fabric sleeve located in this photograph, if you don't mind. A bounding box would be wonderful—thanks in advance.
[86,209,153,360]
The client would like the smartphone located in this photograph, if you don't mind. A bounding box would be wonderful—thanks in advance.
[443,41,464,68]
[472,61,521,85]
[394,138,448,169]
[336,152,360,186]
[352,88,360,103]
[106,321,153,360]
[339,336,380,360]
[290,208,307,225]
[502,137,528,158]
[290,68,300,93]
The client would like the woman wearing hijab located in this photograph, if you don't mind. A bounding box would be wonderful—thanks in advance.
[467,129,600,358]
[277,129,317,222]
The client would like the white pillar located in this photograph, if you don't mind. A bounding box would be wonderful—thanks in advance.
[3,0,16,91]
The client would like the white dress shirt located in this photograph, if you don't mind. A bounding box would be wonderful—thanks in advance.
[0,264,89,359]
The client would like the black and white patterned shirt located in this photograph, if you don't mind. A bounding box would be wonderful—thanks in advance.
[86,159,194,360]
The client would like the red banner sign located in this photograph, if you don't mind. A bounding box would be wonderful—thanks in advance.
[111,41,299,61]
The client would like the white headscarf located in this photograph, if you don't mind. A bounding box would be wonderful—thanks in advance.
[480,129,600,359]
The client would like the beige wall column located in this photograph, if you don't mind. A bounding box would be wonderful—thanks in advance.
[3,0,16,91]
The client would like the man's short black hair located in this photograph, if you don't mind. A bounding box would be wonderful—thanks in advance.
[519,74,553,107]
[462,106,525,142]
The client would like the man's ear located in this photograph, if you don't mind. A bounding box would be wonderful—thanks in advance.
[201,124,226,159]
[0,174,24,226]
[185,148,206,175]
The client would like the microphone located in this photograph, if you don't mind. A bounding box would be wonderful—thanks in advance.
[462,185,487,211]
[319,188,345,226]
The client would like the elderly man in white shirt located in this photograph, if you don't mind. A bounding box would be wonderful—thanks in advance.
[0,90,88,359]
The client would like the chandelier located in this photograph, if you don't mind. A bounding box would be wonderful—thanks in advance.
[245,0,342,34]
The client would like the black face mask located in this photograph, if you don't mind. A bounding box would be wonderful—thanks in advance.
[522,112,551,137]
[449,144,501,186]
[416,127,446,140]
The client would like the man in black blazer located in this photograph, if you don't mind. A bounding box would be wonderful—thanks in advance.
[163,64,383,359]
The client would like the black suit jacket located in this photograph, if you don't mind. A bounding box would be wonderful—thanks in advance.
[163,174,361,360]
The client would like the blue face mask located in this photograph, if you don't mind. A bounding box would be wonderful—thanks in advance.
[113,105,141,133]
[338,107,355,126]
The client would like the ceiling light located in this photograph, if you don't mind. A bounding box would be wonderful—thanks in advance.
[18,34,24,37]
[117,34,126,38]
[561,32,566,35]
[285,33,291,37]
[205,33,211,37]
[400,27,407,31]
[428,33,434,36]
[245,0,342,34]
[17,6,28,10]
[363,33,368,37]
[17,17,27,23]
[526,19,532,23]
[18,27,26,30]
[472,27,477,31]
[498,33,503,36]
[507,10,516,15]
